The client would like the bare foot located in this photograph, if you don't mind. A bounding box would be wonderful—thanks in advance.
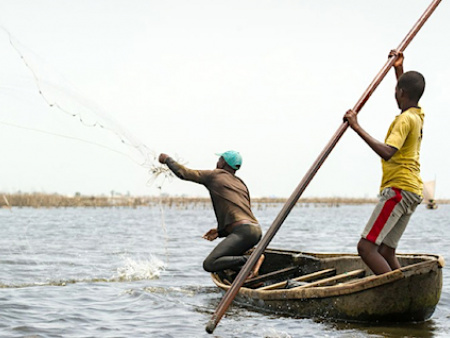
[248,254,265,279]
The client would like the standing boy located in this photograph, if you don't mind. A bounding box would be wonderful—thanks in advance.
[344,51,425,275]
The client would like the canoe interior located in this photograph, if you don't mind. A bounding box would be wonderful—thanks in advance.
[228,248,442,289]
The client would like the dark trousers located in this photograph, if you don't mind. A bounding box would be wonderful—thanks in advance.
[203,224,262,272]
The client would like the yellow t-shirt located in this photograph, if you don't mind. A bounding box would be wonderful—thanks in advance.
[380,107,424,196]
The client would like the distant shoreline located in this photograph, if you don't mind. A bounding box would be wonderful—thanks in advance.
[1,192,448,208]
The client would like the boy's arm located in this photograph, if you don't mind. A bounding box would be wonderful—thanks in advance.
[344,110,397,161]
[389,50,404,80]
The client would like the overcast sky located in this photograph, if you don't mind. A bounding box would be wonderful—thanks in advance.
[0,0,449,199]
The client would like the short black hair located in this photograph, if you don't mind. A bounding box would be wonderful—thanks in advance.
[397,71,425,102]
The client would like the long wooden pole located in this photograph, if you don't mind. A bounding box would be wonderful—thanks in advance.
[206,0,442,333]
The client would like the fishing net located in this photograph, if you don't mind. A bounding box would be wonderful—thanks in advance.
[0,26,174,189]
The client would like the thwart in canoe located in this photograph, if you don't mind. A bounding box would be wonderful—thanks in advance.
[211,248,444,322]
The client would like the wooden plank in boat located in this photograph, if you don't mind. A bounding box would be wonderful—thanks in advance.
[243,266,299,287]
[257,268,337,291]
[291,269,366,289]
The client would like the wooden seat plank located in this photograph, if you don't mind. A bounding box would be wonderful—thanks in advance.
[243,266,299,287]
[290,269,366,290]
[257,268,336,290]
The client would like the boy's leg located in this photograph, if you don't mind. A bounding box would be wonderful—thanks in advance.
[357,238,392,274]
[380,189,422,270]
[359,188,422,274]
[359,188,404,274]
[378,243,401,270]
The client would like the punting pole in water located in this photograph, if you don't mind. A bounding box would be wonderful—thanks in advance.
[205,0,442,334]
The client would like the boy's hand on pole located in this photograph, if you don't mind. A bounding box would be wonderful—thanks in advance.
[389,49,404,68]
[343,109,359,130]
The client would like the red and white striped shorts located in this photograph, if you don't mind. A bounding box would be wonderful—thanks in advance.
[361,187,422,248]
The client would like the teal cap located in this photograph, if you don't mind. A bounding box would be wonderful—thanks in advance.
[216,150,242,170]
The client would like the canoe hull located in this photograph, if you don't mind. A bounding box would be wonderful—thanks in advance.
[212,249,443,322]
[234,268,441,322]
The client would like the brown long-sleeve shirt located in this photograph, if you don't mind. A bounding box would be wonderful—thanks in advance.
[165,157,258,237]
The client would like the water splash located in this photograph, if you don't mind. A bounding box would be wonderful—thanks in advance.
[114,256,166,281]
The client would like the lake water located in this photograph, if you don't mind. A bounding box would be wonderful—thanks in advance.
[0,202,449,337]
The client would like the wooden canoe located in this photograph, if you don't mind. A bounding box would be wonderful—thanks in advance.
[211,248,444,322]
